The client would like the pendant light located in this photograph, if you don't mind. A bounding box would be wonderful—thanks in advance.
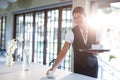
[0,0,9,9]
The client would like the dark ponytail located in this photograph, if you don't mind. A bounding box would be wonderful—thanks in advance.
[72,6,86,17]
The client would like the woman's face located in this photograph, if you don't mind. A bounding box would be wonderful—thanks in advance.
[73,12,85,26]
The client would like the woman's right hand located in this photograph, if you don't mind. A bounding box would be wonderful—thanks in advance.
[46,42,70,75]
[46,67,55,75]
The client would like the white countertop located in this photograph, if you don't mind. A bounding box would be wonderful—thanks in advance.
[0,61,98,80]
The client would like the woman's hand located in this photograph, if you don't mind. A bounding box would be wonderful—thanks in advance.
[46,67,54,75]
[86,50,104,55]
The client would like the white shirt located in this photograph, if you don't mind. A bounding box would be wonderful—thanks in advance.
[65,28,101,44]
[65,30,74,43]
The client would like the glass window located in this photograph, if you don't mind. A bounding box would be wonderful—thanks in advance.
[46,9,59,65]
[88,2,120,80]
[0,16,6,50]
[34,12,45,64]
[14,6,72,71]
[60,7,72,71]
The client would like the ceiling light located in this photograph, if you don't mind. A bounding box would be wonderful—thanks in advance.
[0,0,9,9]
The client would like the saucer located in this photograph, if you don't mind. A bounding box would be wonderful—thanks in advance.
[40,76,56,80]
[47,74,55,78]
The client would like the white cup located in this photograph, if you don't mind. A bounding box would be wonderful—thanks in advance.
[47,71,55,78]
[91,44,103,49]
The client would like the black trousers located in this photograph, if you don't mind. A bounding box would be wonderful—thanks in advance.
[74,61,98,78]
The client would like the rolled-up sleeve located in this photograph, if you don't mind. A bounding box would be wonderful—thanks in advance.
[65,30,74,44]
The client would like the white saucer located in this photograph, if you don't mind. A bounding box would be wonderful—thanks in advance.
[47,74,55,78]
[40,76,56,80]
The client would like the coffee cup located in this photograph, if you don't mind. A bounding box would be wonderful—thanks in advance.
[47,71,55,78]
[91,44,103,49]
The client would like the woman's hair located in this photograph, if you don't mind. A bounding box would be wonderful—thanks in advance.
[72,6,86,17]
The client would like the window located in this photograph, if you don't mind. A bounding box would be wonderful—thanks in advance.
[14,5,72,71]
[0,16,6,50]
[34,11,45,64]
[59,7,72,70]
[97,6,120,80]
[89,1,120,80]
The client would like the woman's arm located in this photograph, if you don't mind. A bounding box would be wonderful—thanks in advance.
[46,41,71,74]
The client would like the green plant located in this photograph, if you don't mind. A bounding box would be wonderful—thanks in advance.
[109,54,116,62]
